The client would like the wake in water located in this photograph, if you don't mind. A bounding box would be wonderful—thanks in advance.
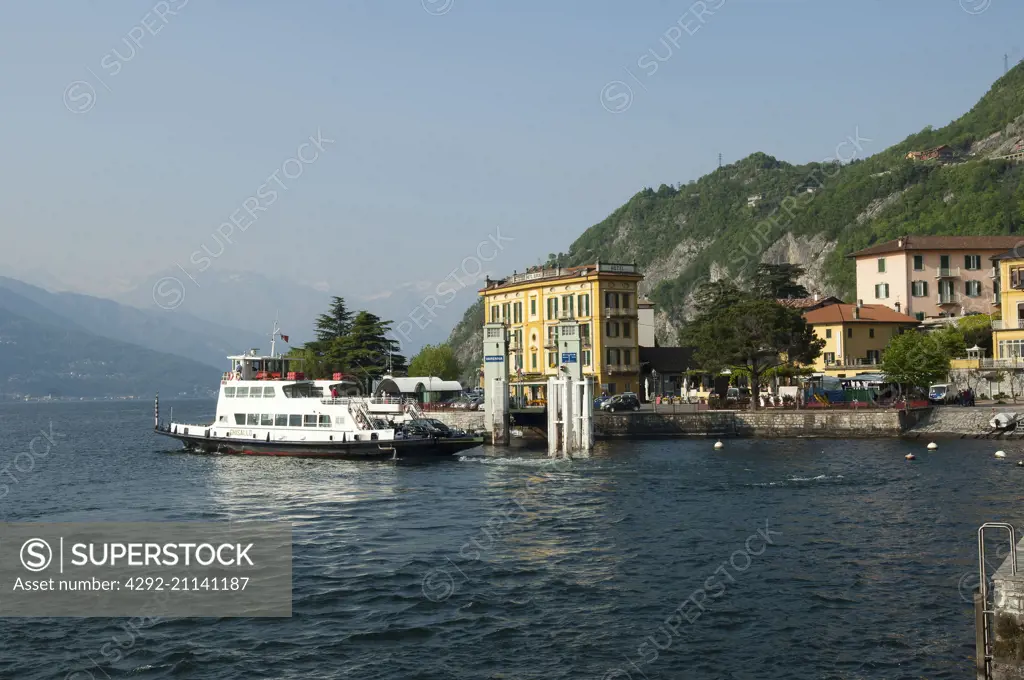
[752,474,845,488]
[457,456,565,467]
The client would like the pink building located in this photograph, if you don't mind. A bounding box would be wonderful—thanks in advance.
[848,235,1023,320]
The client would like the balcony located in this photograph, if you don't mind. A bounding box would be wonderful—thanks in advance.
[937,292,962,305]
[604,364,639,374]
[935,267,961,278]
[604,307,637,317]
[544,339,558,349]
[981,358,1024,368]
[581,337,592,348]
[823,360,881,371]
[499,262,638,287]
[993,319,1024,330]
[558,310,576,320]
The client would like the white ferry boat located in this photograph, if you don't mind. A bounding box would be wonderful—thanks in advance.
[154,344,484,460]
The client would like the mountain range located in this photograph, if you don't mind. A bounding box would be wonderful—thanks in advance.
[0,266,471,396]
[446,63,1024,383]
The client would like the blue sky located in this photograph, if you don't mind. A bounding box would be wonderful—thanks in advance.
[0,0,1020,306]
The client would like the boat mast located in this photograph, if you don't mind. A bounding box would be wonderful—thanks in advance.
[270,314,280,358]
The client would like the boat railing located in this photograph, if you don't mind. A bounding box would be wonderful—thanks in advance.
[367,396,408,405]
[320,397,355,406]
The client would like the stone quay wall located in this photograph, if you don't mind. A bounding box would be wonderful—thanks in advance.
[594,410,907,438]
[424,411,486,432]
[429,409,933,439]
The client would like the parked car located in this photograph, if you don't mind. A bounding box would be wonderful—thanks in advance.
[405,418,457,437]
[601,394,641,413]
[594,395,611,409]
[422,418,466,437]
[928,383,957,405]
[399,421,434,437]
[724,387,750,406]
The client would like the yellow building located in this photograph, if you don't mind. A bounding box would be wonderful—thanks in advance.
[479,262,643,399]
[802,302,919,377]
[991,249,1024,362]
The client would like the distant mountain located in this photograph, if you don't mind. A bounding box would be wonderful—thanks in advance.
[447,64,1024,372]
[114,270,332,346]
[0,277,264,370]
[0,308,217,398]
[116,269,470,355]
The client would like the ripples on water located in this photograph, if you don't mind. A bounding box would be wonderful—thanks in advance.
[0,400,1020,679]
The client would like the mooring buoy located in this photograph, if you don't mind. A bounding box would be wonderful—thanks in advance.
[996,451,1007,459]
[714,440,724,450]
[927,442,938,450]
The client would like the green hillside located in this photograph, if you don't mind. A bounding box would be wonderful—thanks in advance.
[570,64,1024,318]
[448,64,1024,371]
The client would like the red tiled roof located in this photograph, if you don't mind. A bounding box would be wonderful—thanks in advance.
[803,303,918,325]
[847,235,1024,258]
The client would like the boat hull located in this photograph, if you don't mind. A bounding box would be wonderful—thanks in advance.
[155,427,484,459]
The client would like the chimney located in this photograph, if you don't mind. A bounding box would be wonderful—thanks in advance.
[853,306,860,320]
[897,237,904,248]
[813,293,819,301]
[894,301,901,313]
[856,299,863,308]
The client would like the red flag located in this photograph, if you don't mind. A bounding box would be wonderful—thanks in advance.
[280,334,289,343]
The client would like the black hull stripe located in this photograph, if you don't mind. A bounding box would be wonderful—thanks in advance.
[155,430,483,459]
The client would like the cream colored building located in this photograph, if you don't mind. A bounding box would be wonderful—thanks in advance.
[848,235,1020,320]
[479,262,642,398]
[803,302,919,377]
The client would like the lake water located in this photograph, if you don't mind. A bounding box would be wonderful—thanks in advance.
[0,400,1020,679]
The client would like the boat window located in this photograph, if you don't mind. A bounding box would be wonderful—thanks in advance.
[303,415,318,428]
[224,386,235,397]
[234,414,246,425]
[275,414,288,426]
[236,386,249,398]
[283,383,323,398]
[246,414,258,425]
[260,414,273,426]
[288,415,302,427]
[263,386,275,397]
[319,415,331,427]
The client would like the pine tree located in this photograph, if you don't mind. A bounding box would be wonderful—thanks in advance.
[313,297,354,343]
[336,311,406,390]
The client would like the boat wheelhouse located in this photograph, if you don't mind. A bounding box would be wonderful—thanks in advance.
[154,345,483,460]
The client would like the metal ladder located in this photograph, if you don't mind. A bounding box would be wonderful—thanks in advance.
[975,522,1018,680]
[350,401,373,430]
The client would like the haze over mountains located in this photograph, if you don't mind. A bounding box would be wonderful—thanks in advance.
[0,261,478,396]
[12,59,1024,394]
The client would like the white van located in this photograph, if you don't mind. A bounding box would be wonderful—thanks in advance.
[928,383,955,404]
